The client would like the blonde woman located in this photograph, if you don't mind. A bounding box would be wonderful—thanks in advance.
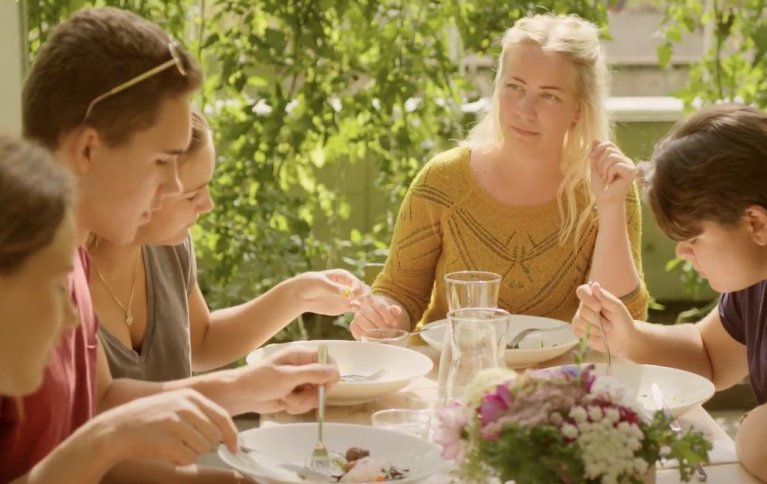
[351,14,649,337]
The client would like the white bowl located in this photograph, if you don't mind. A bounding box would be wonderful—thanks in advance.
[420,315,579,368]
[549,362,716,417]
[218,422,448,483]
[246,340,433,405]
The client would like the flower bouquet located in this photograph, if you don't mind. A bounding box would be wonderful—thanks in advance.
[433,365,711,484]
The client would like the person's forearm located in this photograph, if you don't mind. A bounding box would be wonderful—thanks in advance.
[627,321,713,380]
[194,278,304,371]
[589,203,640,297]
[15,416,121,483]
[100,368,253,416]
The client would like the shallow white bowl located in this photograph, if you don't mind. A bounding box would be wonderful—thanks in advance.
[549,362,716,417]
[246,340,433,405]
[420,315,579,368]
[219,422,448,483]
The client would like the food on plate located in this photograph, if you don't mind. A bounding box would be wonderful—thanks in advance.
[328,447,408,482]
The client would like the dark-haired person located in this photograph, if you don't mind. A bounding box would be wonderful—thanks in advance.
[572,104,767,481]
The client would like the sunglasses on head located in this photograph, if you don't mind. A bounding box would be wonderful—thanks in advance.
[83,40,187,123]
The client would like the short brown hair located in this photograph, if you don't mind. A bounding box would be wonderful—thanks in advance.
[0,135,75,273]
[23,7,202,149]
[643,104,767,240]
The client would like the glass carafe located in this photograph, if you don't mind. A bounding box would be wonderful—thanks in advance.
[441,307,510,402]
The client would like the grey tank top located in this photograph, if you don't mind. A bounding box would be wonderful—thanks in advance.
[99,236,196,381]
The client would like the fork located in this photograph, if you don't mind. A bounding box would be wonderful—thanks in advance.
[340,369,386,383]
[595,311,612,375]
[306,344,343,477]
[506,326,564,349]
[238,445,330,481]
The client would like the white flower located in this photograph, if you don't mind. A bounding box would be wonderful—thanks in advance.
[561,423,579,439]
[570,406,588,424]
[462,368,517,407]
[588,406,604,421]
[575,415,648,483]
[604,407,620,423]
[633,457,649,474]
[550,412,564,426]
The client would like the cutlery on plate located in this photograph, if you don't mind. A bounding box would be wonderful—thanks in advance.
[238,445,331,481]
[307,343,344,476]
[651,383,708,481]
[505,326,564,349]
[410,321,447,336]
[340,369,386,383]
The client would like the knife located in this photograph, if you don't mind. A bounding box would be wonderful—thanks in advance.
[650,383,707,481]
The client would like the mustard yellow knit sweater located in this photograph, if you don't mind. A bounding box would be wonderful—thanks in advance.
[372,147,649,328]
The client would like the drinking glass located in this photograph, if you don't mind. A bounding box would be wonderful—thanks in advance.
[437,271,502,399]
[360,328,409,347]
[444,271,501,310]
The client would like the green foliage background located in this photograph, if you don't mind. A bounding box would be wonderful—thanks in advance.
[24,0,610,341]
[29,0,767,333]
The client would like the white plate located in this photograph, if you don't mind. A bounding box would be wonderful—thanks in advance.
[246,340,433,406]
[218,423,448,483]
[549,362,716,417]
[420,315,579,368]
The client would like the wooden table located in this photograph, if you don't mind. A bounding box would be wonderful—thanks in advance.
[206,345,761,483]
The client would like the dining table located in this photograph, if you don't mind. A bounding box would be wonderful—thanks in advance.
[200,343,761,483]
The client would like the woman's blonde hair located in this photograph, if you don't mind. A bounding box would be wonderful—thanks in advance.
[463,14,609,245]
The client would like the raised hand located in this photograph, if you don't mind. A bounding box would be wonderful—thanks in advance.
[295,269,370,315]
[572,282,636,357]
[589,140,637,206]
[348,294,405,339]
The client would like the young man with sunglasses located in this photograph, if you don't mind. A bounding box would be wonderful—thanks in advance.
[572,104,767,481]
[3,7,341,482]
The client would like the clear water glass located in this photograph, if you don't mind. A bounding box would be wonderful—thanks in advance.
[437,271,502,400]
[360,328,409,347]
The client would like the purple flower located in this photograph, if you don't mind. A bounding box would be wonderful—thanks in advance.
[582,369,596,393]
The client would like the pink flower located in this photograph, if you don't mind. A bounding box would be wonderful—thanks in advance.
[478,385,512,426]
[433,403,469,462]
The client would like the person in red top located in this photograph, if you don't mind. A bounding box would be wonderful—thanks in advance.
[0,136,240,482]
[5,6,344,483]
